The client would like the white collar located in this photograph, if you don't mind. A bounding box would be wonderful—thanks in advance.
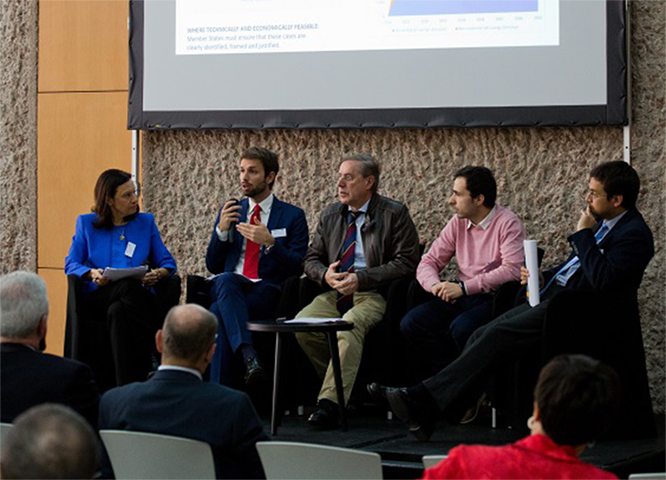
[248,193,274,215]
[467,205,497,230]
[157,365,202,380]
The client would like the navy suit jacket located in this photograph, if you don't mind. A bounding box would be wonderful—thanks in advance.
[205,196,308,288]
[0,343,100,428]
[99,369,269,479]
[544,207,654,298]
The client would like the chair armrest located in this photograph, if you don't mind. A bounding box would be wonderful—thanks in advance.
[186,275,213,308]
[492,281,523,318]
[298,277,325,310]
[64,274,86,359]
[275,275,302,320]
[405,278,431,311]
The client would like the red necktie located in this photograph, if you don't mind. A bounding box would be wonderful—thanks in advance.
[242,205,261,279]
[336,211,360,315]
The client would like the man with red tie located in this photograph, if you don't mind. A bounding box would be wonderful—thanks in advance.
[206,147,309,387]
[295,153,420,429]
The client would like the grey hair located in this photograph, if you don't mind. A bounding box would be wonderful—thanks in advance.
[342,153,381,194]
[0,271,49,338]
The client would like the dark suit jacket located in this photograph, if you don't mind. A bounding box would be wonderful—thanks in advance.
[206,196,308,288]
[544,207,654,298]
[99,369,269,479]
[0,343,100,428]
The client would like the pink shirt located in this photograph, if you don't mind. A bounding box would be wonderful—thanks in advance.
[417,205,525,296]
[421,434,618,480]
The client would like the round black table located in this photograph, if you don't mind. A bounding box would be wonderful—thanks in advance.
[246,319,354,435]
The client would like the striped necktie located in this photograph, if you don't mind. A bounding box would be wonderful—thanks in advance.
[336,211,361,315]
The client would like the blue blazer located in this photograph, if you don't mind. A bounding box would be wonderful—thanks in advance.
[205,196,308,288]
[65,213,177,292]
[99,369,269,479]
[544,207,654,297]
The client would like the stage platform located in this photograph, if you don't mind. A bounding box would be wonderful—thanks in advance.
[258,407,665,479]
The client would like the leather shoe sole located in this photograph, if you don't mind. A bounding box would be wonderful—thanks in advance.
[386,387,435,442]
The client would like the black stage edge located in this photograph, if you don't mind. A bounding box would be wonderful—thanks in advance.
[259,407,665,479]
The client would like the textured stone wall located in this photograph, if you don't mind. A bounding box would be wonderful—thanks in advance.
[0,0,38,273]
[142,2,665,412]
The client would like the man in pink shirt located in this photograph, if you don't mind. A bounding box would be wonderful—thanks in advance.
[400,166,525,376]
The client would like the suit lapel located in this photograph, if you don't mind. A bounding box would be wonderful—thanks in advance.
[267,197,283,231]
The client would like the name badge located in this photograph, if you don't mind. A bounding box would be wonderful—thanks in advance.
[125,242,136,258]
[271,228,287,238]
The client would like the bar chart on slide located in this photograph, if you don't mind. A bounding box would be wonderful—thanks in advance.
[388,0,539,16]
[175,0,559,55]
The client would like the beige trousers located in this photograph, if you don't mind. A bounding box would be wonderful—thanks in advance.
[295,290,386,406]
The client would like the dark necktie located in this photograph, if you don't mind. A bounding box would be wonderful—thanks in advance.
[336,211,360,315]
[242,205,261,279]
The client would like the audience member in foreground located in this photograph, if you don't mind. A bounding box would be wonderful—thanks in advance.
[205,146,308,386]
[369,160,654,440]
[1,403,100,479]
[296,153,420,428]
[421,354,620,479]
[99,304,268,479]
[399,166,524,378]
[0,271,100,427]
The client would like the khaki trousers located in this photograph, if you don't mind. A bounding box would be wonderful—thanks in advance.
[295,290,386,406]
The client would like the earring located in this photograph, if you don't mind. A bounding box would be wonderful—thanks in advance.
[527,415,536,430]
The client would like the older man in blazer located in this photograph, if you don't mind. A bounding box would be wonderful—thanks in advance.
[99,304,269,479]
[0,271,99,428]
[206,147,308,386]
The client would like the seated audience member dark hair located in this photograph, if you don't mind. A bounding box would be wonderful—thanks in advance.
[535,354,621,446]
[92,168,139,229]
[589,160,640,209]
[162,304,218,361]
[342,152,381,193]
[453,166,497,208]
[0,404,99,479]
[241,147,280,188]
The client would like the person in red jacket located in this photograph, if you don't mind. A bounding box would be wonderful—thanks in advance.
[422,354,620,480]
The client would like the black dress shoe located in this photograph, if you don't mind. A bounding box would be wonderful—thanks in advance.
[386,387,435,442]
[307,399,339,429]
[367,383,388,407]
[244,357,266,386]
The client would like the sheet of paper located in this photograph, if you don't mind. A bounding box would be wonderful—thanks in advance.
[284,318,345,324]
[102,266,149,281]
[524,239,540,307]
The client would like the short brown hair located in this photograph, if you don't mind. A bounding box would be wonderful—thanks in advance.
[535,354,620,446]
[241,147,280,189]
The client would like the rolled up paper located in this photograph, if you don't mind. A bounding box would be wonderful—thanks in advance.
[524,239,540,307]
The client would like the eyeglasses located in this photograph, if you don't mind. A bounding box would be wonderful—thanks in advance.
[584,190,607,200]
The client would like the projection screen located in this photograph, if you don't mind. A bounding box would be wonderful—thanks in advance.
[128,0,627,129]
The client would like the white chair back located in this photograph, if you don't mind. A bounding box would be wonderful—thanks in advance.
[99,430,215,480]
[628,474,666,480]
[422,454,447,469]
[0,422,13,443]
[256,441,383,479]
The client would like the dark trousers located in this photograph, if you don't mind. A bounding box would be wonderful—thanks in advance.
[87,278,158,386]
[400,294,493,376]
[209,273,280,386]
[422,286,564,422]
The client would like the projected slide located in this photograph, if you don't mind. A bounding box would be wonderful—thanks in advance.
[175,0,559,56]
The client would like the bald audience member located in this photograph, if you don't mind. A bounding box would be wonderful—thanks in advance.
[0,271,99,427]
[99,304,269,479]
[1,404,99,479]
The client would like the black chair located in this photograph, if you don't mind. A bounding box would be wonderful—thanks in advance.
[487,285,656,439]
[64,273,181,393]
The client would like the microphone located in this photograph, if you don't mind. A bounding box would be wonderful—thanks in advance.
[361,219,376,233]
[227,198,239,243]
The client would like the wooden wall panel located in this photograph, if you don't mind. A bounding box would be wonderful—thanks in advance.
[37,92,132,269]
[38,0,129,92]
[39,268,67,356]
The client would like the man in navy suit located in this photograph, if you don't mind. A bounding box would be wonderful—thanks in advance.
[0,271,100,428]
[206,147,308,386]
[99,304,269,479]
[370,161,655,441]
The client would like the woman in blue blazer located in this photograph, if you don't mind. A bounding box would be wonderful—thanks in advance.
[65,169,177,386]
